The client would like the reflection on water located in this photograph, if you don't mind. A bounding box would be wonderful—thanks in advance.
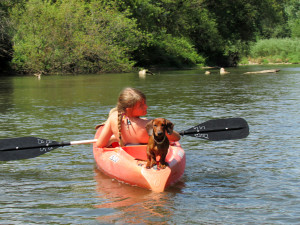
[93,168,176,224]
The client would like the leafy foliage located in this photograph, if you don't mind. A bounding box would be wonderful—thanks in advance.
[0,0,14,70]
[11,0,143,73]
[114,0,207,67]
[249,38,300,63]
[285,0,300,38]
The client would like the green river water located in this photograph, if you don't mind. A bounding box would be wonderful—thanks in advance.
[0,65,299,224]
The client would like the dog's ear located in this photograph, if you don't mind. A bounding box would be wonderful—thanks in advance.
[165,119,174,135]
[145,120,153,136]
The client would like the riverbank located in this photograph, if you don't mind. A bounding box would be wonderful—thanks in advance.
[239,61,299,66]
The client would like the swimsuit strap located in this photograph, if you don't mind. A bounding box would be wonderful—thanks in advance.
[122,114,131,130]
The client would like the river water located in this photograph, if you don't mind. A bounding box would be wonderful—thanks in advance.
[0,65,299,224]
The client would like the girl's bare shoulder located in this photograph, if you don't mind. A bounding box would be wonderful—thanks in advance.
[108,110,118,119]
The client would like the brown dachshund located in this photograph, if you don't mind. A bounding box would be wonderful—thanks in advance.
[145,118,174,169]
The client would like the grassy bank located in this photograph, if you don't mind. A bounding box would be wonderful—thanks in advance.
[240,38,300,64]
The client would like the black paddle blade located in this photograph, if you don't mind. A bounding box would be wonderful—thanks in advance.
[0,137,65,161]
[180,118,249,141]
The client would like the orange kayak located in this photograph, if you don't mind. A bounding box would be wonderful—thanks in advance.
[93,127,186,192]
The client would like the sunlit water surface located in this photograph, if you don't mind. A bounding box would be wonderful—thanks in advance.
[1,65,299,224]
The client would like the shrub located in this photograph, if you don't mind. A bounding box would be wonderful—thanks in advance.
[10,0,143,74]
[250,38,300,63]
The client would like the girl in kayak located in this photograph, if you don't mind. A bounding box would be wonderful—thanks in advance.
[96,87,180,147]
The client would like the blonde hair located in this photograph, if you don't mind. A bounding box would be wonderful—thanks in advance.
[114,87,146,146]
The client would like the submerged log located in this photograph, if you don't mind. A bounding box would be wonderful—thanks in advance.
[244,69,280,74]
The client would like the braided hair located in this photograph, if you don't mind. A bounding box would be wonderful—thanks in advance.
[114,88,146,146]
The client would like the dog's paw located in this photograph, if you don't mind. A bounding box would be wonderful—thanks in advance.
[146,161,158,169]
[146,162,151,169]
[158,162,169,169]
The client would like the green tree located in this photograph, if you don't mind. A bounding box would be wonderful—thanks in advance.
[285,0,300,38]
[112,0,206,68]
[255,0,290,38]
[202,0,293,65]
[11,0,143,74]
[0,0,14,70]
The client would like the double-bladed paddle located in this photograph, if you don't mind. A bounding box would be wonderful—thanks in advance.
[0,118,249,161]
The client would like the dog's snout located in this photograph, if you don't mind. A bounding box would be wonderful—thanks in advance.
[157,130,164,135]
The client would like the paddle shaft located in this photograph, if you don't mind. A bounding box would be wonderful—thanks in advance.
[0,139,97,151]
[70,139,97,145]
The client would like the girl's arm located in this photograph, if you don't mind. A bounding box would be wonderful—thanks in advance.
[96,119,114,148]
